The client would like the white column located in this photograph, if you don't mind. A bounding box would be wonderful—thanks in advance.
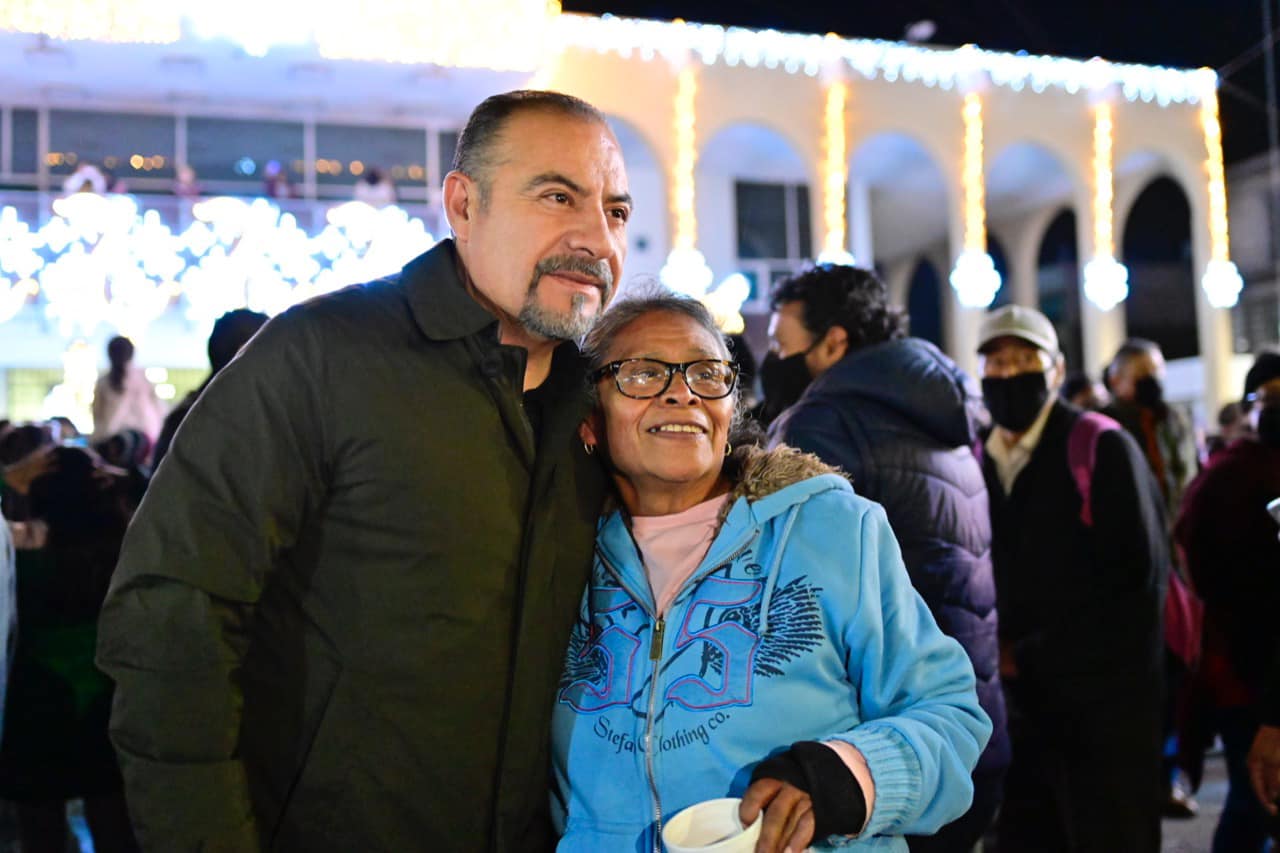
[884,256,915,308]
[849,178,874,267]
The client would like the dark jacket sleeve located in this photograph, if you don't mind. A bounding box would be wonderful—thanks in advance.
[96,309,330,852]
[1013,428,1168,675]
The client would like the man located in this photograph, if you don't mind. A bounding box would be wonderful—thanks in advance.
[1176,350,1280,849]
[978,305,1167,852]
[1103,337,1200,817]
[151,308,269,471]
[1103,338,1197,519]
[95,90,630,852]
[765,265,1008,853]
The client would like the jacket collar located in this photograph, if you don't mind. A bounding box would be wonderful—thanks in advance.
[401,238,501,343]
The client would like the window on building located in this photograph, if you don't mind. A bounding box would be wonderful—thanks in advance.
[50,110,176,183]
[11,109,38,177]
[186,117,305,186]
[735,181,810,261]
[315,124,428,197]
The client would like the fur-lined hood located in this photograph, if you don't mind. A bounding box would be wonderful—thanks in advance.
[722,443,844,507]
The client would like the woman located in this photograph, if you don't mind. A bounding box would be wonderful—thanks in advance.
[552,292,990,852]
[90,336,166,447]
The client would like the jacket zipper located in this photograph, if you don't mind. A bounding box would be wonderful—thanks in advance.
[645,617,666,853]
[595,533,755,852]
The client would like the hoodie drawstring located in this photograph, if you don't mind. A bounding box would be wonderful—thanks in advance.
[759,504,801,637]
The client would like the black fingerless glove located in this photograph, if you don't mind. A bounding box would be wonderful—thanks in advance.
[750,741,868,841]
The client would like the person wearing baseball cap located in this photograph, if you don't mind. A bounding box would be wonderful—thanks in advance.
[1175,347,1280,849]
[978,304,1169,852]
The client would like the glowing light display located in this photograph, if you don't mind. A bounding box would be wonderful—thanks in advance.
[1083,101,1129,311]
[0,0,180,44]
[1199,90,1243,309]
[950,92,1001,308]
[0,197,435,339]
[822,81,850,261]
[659,63,714,296]
[701,272,751,335]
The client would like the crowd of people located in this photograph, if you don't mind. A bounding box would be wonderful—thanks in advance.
[1,88,1278,852]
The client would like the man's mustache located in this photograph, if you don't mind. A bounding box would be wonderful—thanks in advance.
[533,255,614,292]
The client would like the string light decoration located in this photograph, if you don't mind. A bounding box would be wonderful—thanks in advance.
[1083,101,1129,311]
[949,92,1001,308]
[660,63,714,296]
[0,197,435,339]
[1199,88,1243,309]
[0,0,180,44]
[820,81,852,264]
[554,15,1216,106]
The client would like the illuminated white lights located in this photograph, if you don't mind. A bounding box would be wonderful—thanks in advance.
[949,249,1002,309]
[0,197,436,339]
[1200,90,1243,309]
[40,339,98,434]
[659,246,714,297]
[1083,257,1129,312]
[1085,101,1129,310]
[822,82,850,260]
[816,249,856,266]
[0,0,181,44]
[555,15,1215,106]
[701,272,751,335]
[951,92,1001,308]
[660,64,712,296]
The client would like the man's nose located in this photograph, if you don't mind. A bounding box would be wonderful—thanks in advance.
[567,205,614,260]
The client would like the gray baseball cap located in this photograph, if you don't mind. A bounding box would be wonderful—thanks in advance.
[977,305,1060,355]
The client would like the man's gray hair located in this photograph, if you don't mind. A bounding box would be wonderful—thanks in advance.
[452,90,607,205]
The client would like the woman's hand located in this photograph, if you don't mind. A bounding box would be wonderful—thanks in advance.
[739,777,815,853]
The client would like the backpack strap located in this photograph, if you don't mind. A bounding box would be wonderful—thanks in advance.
[1067,411,1122,527]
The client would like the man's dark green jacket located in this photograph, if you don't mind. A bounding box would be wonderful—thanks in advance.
[96,240,606,852]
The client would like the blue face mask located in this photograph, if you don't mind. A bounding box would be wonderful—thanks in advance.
[982,371,1050,432]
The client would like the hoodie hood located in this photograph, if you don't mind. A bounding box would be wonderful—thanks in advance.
[796,337,985,447]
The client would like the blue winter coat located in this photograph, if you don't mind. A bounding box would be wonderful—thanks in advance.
[551,446,991,852]
[768,338,1009,777]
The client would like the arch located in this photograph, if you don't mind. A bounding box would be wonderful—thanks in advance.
[1121,175,1199,359]
[848,131,951,267]
[697,122,813,308]
[605,114,669,281]
[905,257,944,347]
[986,140,1084,216]
[1034,209,1084,370]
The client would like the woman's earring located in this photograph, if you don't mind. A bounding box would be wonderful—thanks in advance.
[584,443,596,456]
[724,442,732,457]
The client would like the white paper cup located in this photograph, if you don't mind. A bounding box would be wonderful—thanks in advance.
[662,797,763,853]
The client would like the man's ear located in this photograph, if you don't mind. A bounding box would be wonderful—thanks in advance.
[811,325,849,372]
[442,171,477,242]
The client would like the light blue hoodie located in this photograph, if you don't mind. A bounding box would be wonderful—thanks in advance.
[551,447,992,852]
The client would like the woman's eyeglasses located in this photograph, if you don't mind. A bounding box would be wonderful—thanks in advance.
[590,358,739,400]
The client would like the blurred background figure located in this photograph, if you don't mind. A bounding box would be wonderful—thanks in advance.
[59,163,106,196]
[1175,350,1280,852]
[152,308,269,470]
[262,160,295,199]
[172,164,201,201]
[89,337,165,448]
[1205,401,1252,461]
[0,446,139,853]
[353,167,397,208]
[1061,371,1110,411]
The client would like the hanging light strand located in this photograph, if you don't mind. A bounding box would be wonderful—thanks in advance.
[822,81,849,258]
[672,64,698,251]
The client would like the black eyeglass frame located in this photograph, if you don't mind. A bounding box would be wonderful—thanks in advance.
[589,358,740,400]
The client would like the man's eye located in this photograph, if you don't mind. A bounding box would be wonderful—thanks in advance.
[610,207,630,222]
[548,192,570,204]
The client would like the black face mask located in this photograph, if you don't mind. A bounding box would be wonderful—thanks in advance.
[1257,405,1280,449]
[1134,376,1166,413]
[758,351,813,425]
[982,372,1051,433]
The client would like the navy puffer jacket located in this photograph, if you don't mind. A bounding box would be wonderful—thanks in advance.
[768,337,1010,775]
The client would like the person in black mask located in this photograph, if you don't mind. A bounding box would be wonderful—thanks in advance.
[1102,338,1201,819]
[1103,339,1197,523]
[765,264,1008,853]
[1174,349,1280,852]
[978,305,1169,853]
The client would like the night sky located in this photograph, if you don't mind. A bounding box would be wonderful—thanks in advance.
[566,0,1275,165]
